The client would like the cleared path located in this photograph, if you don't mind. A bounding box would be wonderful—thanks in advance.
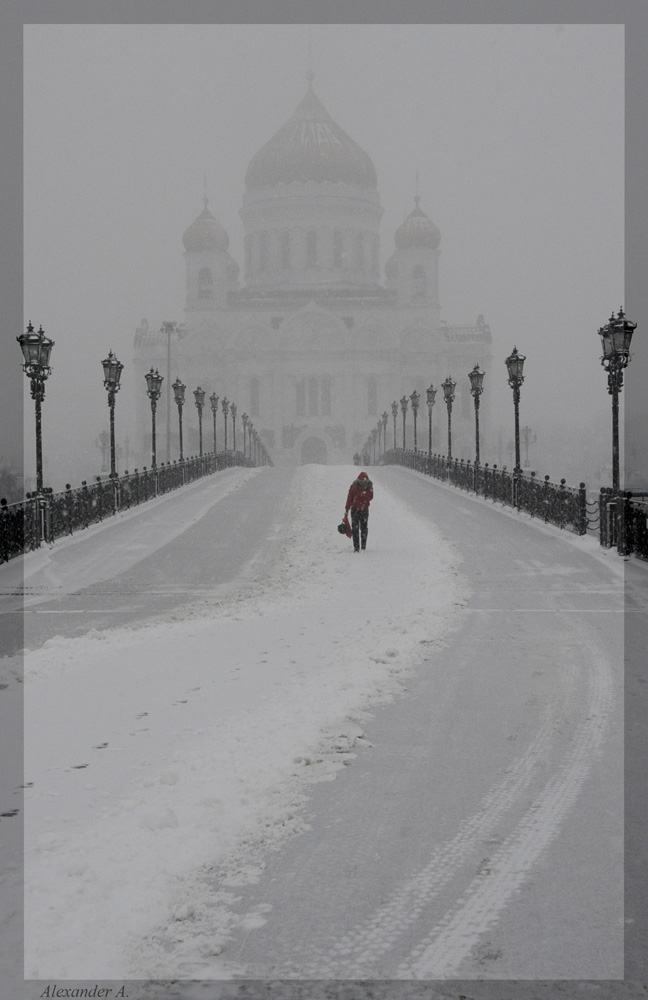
[0,466,297,656]
[218,466,625,980]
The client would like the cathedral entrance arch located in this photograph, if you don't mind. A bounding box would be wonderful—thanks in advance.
[300,436,327,465]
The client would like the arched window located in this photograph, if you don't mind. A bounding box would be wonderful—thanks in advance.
[333,230,344,268]
[259,232,268,272]
[198,267,213,299]
[321,377,331,417]
[250,377,260,417]
[412,265,426,298]
[280,230,291,268]
[367,376,377,416]
[306,230,317,268]
[296,379,306,417]
[308,376,319,416]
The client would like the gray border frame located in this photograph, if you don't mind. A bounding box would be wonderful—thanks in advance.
[3,1,646,997]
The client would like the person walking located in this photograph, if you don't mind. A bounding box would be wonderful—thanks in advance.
[345,471,374,552]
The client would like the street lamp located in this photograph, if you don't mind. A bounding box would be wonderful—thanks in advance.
[17,322,54,493]
[426,383,437,457]
[410,390,420,451]
[381,411,388,457]
[172,378,186,460]
[504,347,526,472]
[193,387,205,457]
[441,376,456,461]
[145,368,164,469]
[242,412,249,459]
[101,350,124,480]
[400,395,409,450]
[222,397,229,451]
[468,364,485,465]
[209,392,219,453]
[391,400,398,450]
[230,402,237,453]
[599,307,637,492]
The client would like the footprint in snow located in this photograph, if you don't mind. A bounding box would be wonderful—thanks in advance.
[71,764,89,770]
[93,743,108,750]
[0,809,19,818]
[135,712,148,719]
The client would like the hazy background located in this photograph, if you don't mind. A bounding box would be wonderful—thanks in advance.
[21,22,625,490]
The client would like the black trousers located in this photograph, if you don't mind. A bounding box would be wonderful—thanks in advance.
[350,507,369,550]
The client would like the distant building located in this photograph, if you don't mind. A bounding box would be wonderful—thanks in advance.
[134,73,493,465]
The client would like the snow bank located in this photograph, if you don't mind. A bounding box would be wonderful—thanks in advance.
[19,464,468,979]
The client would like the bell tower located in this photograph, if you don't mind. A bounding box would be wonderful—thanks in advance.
[182,197,239,316]
[385,193,441,316]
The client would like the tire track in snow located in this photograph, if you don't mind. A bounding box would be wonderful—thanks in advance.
[398,613,615,978]
[301,636,582,978]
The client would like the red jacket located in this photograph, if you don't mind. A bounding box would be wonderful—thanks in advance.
[345,472,374,512]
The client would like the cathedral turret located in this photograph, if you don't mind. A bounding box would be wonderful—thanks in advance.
[385,194,440,311]
[183,197,238,312]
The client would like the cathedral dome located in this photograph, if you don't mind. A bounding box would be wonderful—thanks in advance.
[183,198,229,252]
[245,73,377,191]
[394,196,440,250]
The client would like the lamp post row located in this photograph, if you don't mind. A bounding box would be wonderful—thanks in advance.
[17,309,637,493]
[16,324,257,494]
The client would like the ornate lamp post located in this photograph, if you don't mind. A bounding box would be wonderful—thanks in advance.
[599,307,637,492]
[209,392,219,453]
[400,395,409,450]
[230,402,237,453]
[441,376,456,461]
[17,322,55,493]
[144,367,164,469]
[242,412,249,459]
[505,347,526,472]
[410,390,420,451]
[193,386,205,457]
[222,397,229,451]
[101,350,124,480]
[468,364,485,465]
[381,411,388,456]
[391,400,398,450]
[426,383,437,457]
[172,378,186,461]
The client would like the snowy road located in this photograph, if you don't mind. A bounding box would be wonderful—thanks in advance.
[0,463,626,982]
[224,468,625,980]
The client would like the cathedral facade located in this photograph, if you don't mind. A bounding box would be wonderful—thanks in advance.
[134,75,493,466]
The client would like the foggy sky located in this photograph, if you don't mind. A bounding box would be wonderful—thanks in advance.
[22,22,624,487]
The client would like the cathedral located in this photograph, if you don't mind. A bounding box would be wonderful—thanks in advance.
[134,73,493,466]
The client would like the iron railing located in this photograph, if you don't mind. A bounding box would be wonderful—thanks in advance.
[383,449,588,536]
[0,451,253,563]
[599,489,648,559]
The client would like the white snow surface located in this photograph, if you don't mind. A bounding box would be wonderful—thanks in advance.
[9,464,468,979]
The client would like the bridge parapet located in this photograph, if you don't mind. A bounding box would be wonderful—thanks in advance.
[0,451,256,563]
[379,449,638,552]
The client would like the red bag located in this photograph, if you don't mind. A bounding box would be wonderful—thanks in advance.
[342,513,352,538]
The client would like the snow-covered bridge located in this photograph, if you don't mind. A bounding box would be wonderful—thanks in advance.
[1,463,644,987]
